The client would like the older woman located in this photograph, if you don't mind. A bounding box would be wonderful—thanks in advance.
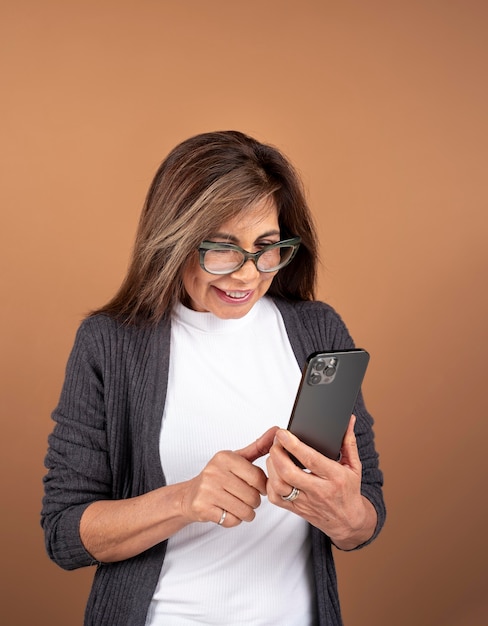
[42,130,385,626]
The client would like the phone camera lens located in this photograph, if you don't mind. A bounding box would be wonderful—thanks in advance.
[310,373,322,385]
[325,366,336,376]
[314,359,326,372]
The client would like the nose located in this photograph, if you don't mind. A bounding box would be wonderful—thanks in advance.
[230,258,260,281]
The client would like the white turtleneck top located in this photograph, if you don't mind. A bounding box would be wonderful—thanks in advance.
[145,296,316,625]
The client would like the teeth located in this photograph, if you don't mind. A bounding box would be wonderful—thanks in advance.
[225,291,248,299]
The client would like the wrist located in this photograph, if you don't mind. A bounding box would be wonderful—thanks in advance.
[330,496,377,551]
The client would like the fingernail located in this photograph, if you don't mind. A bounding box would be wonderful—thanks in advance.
[276,429,289,444]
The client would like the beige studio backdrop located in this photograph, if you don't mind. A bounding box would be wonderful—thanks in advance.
[1,1,487,625]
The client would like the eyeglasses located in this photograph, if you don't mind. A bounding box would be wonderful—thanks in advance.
[198,237,301,275]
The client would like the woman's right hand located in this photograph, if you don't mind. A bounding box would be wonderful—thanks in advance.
[179,426,278,527]
[80,426,278,562]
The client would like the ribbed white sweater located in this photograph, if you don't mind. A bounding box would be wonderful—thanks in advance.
[146,298,314,625]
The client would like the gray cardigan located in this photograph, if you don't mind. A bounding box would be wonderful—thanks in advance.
[41,297,386,626]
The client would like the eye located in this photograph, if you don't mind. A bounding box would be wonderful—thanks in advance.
[256,240,278,250]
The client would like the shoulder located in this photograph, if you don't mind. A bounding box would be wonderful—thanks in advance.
[272,296,340,317]
[273,298,352,340]
[78,312,171,336]
[271,297,356,364]
[72,313,172,361]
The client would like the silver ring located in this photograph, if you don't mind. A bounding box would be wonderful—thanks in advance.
[281,486,300,502]
[218,509,227,525]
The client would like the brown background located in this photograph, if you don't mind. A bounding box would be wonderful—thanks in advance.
[1,1,487,624]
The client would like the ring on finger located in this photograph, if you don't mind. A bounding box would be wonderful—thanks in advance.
[281,486,300,502]
[217,509,227,525]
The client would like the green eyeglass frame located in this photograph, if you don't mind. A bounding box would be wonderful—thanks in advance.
[198,236,301,275]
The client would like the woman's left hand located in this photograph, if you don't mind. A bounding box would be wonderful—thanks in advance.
[266,416,377,550]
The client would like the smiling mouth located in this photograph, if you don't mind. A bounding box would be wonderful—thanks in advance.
[224,290,250,299]
[214,287,253,302]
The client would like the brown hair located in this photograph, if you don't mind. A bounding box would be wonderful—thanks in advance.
[93,130,319,324]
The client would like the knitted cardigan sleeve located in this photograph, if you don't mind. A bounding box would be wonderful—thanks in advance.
[274,298,386,546]
[41,317,116,570]
[40,314,170,572]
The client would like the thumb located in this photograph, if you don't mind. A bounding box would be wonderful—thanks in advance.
[340,415,361,471]
[235,426,279,463]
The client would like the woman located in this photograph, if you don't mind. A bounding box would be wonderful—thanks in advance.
[41,130,385,626]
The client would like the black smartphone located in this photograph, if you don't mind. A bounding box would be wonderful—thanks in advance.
[287,349,370,465]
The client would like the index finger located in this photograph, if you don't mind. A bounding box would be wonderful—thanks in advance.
[235,426,279,463]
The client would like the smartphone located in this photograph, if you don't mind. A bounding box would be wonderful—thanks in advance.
[287,349,370,465]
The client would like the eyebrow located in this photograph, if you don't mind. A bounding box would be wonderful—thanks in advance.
[208,229,281,243]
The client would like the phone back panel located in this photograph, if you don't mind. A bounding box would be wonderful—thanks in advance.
[287,349,370,461]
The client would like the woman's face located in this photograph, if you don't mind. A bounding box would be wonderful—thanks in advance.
[182,196,281,319]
